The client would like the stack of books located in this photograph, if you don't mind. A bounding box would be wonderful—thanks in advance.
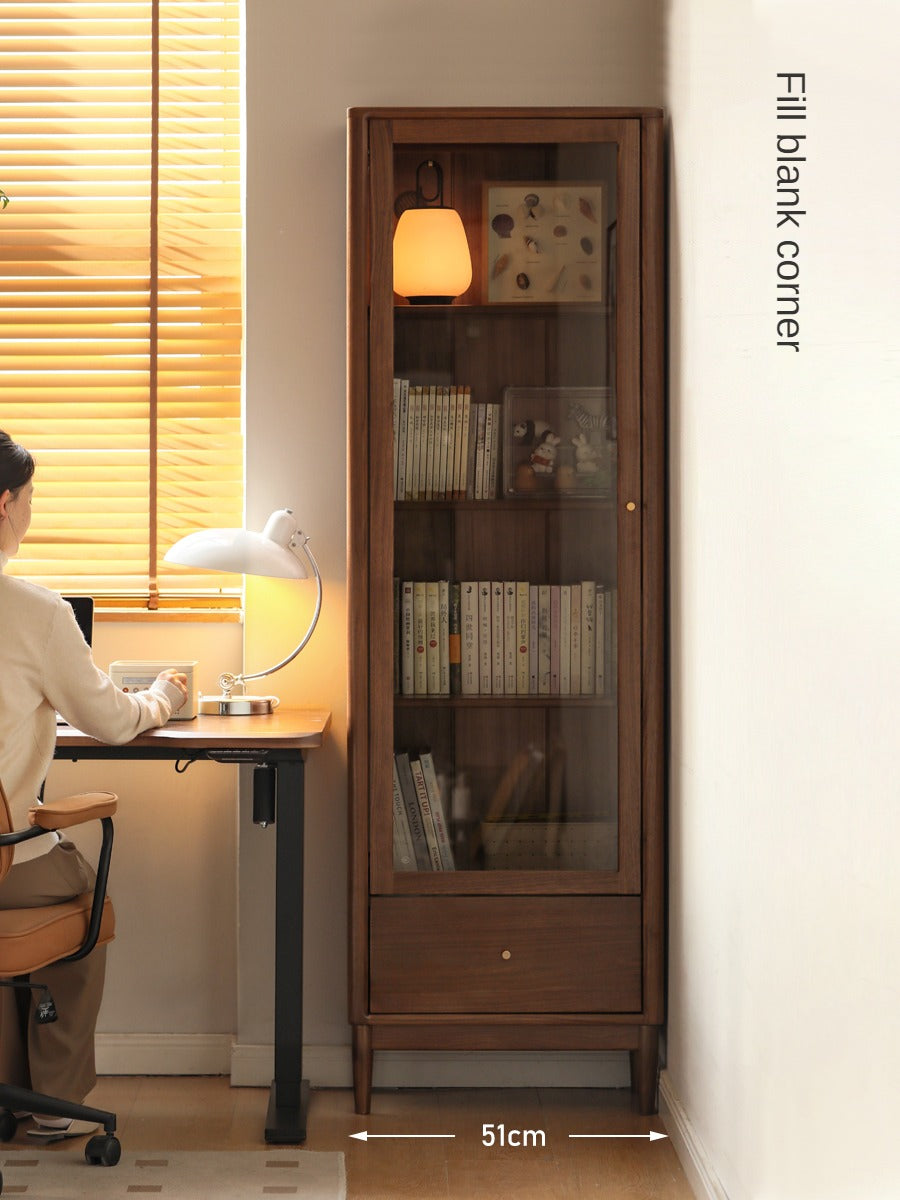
[393,378,500,501]
[394,578,617,698]
[393,750,455,871]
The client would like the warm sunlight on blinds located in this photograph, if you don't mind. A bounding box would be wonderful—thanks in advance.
[0,1,243,608]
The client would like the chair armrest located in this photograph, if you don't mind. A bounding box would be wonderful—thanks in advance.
[29,791,118,831]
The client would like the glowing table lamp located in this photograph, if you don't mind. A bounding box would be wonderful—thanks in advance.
[393,159,472,304]
[164,509,322,715]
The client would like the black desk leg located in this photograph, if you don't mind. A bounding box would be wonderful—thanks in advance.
[264,756,309,1143]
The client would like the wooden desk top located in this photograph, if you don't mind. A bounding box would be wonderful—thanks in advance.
[55,707,332,752]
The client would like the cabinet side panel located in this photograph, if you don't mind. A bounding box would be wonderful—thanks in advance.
[367,119,400,894]
[347,110,371,1021]
[640,113,667,1024]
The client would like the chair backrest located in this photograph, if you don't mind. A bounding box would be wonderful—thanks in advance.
[0,779,15,884]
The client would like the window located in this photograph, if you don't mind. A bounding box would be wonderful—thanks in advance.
[0,0,243,611]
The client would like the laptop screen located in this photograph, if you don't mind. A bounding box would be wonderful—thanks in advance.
[63,596,94,648]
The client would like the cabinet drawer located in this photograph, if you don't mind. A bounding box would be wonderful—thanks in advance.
[370,896,641,1014]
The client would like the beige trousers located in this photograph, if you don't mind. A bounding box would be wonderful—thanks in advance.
[0,841,107,1105]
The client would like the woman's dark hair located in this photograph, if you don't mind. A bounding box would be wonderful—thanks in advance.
[0,430,35,495]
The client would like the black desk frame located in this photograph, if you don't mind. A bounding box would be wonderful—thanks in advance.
[54,737,311,1144]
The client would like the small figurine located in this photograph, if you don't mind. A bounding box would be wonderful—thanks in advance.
[530,430,561,476]
[572,432,600,475]
[513,418,550,446]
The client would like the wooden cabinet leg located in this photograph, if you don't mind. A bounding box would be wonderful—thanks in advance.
[632,1025,660,1115]
[352,1024,373,1115]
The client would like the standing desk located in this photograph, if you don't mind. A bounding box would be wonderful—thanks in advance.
[54,707,332,1144]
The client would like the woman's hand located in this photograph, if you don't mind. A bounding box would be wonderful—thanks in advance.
[156,668,189,710]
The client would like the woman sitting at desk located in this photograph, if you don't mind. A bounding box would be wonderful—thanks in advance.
[0,429,188,1139]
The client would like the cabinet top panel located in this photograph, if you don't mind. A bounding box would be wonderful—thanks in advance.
[348,106,664,123]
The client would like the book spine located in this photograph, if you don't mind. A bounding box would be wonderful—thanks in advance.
[392,756,416,870]
[419,751,455,870]
[394,752,430,870]
[410,755,443,870]
[478,581,492,694]
[473,404,487,500]
[570,583,582,695]
[487,403,500,499]
[503,581,517,695]
[438,579,450,695]
[396,377,409,500]
[393,576,400,695]
[400,580,415,695]
[425,580,440,694]
[448,581,461,695]
[423,385,436,501]
[408,385,422,501]
[559,583,571,695]
[459,386,472,499]
[413,580,427,695]
[491,581,504,695]
[580,580,596,695]
[516,581,530,695]
[537,584,551,695]
[392,377,401,500]
[550,584,561,695]
[445,386,457,501]
[529,584,539,693]
[460,582,479,695]
[594,585,606,697]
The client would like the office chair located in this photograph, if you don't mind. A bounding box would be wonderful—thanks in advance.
[0,779,121,1193]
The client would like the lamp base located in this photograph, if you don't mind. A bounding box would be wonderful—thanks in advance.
[198,694,279,716]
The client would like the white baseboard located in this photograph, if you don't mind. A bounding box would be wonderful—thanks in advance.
[100,1036,630,1093]
[96,1034,233,1077]
[232,1043,629,1089]
[659,1070,729,1200]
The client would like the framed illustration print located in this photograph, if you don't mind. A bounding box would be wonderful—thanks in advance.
[485,183,605,303]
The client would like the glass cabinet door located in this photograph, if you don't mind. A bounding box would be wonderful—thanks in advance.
[367,117,642,895]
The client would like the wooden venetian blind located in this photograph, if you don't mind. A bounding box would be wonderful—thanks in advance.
[0,0,243,608]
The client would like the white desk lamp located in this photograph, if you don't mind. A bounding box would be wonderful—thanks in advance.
[164,509,322,715]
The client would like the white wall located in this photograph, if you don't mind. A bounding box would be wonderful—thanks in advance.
[241,0,666,1081]
[48,620,242,1060]
[665,2,899,1197]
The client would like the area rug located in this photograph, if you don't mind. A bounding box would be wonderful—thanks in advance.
[0,1148,346,1199]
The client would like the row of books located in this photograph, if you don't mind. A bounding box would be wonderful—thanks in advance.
[393,750,456,871]
[393,378,501,501]
[395,578,617,698]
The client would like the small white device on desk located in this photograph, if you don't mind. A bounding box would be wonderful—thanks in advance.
[109,660,199,720]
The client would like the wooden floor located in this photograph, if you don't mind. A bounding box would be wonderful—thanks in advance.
[7,1077,694,1199]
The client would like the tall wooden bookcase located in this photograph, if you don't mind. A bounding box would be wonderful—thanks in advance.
[347,107,665,1115]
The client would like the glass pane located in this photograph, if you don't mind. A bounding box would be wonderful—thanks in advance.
[391,140,619,875]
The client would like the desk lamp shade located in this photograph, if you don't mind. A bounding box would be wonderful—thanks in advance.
[393,159,472,304]
[164,509,322,715]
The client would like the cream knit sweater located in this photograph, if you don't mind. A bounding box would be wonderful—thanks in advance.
[0,555,183,863]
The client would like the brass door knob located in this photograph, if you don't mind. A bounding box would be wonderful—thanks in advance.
[626,501,636,511]
[501,949,512,961]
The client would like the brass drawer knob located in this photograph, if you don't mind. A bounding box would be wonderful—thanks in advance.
[501,949,512,961]
[626,501,636,511]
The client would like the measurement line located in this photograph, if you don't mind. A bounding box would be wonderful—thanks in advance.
[569,1131,668,1141]
[351,1131,456,1141]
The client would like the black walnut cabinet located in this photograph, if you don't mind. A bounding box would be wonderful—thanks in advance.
[347,107,665,1115]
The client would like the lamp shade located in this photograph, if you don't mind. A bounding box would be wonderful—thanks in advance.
[164,509,309,579]
[393,207,473,303]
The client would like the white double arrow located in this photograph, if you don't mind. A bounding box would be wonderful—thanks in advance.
[351,1131,456,1141]
[351,1130,666,1142]
[569,1131,668,1141]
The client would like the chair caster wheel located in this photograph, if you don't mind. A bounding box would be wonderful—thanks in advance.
[85,1133,121,1166]
[0,1108,17,1142]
